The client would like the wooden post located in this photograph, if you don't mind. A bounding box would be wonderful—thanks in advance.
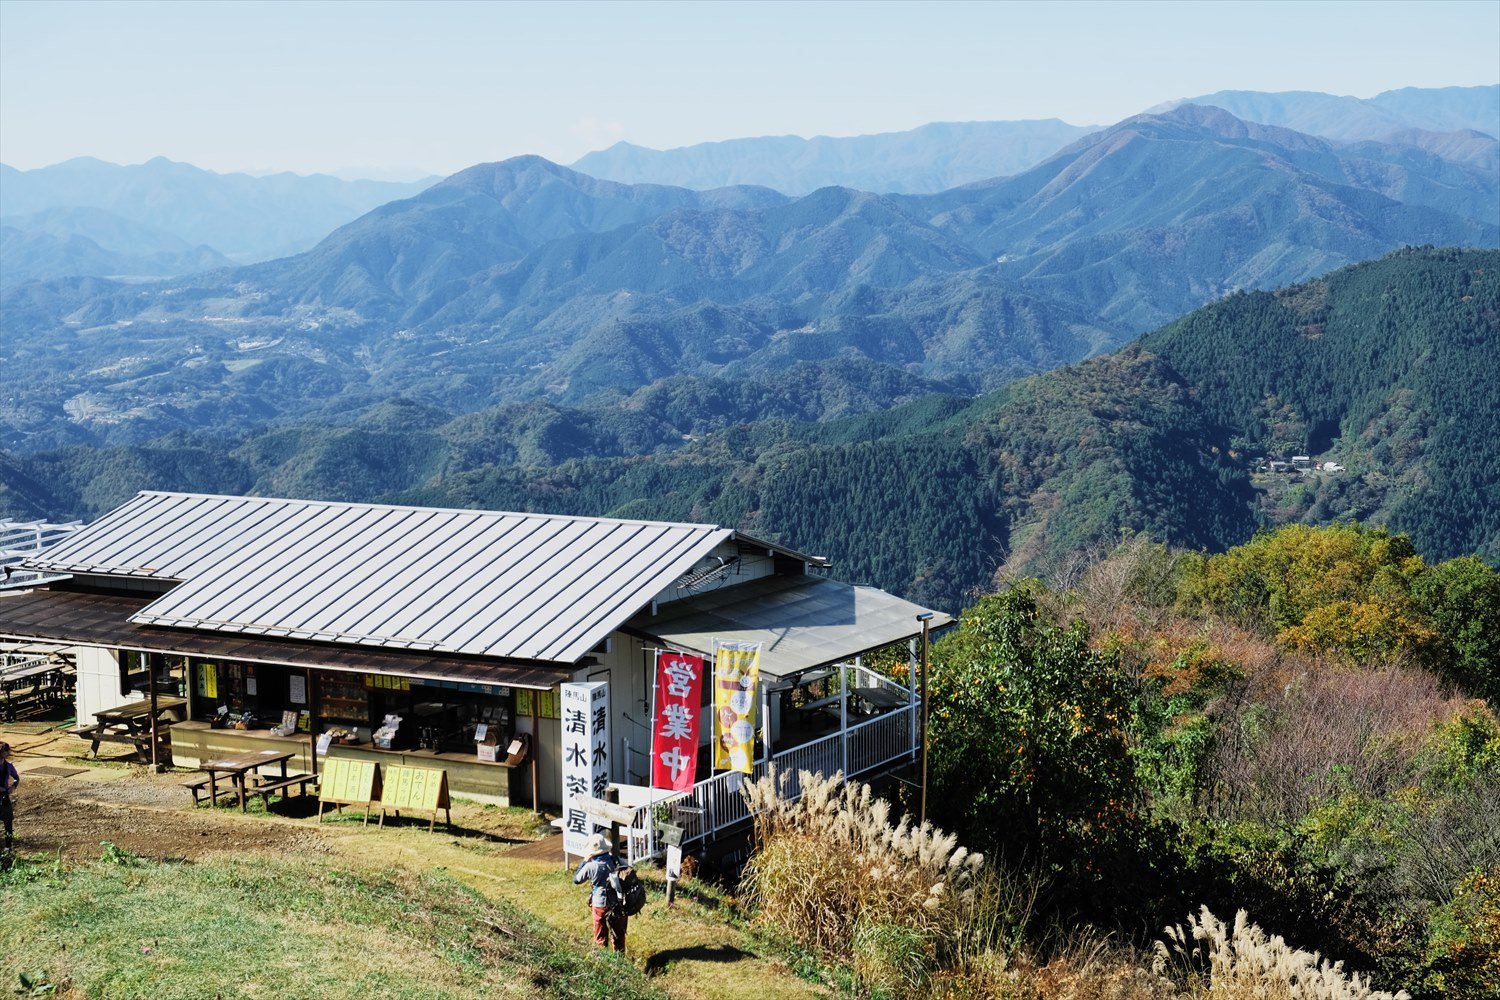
[529,693,540,815]
[148,653,160,772]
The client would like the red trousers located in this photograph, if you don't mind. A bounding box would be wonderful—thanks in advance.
[591,906,627,951]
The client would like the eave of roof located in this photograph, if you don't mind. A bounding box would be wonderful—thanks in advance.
[626,574,953,678]
[0,588,572,690]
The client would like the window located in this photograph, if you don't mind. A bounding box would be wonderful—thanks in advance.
[119,650,150,696]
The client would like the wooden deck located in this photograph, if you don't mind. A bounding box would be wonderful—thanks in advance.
[507,833,566,863]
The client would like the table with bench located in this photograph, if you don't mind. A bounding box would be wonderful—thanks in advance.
[71,696,186,760]
[1,655,73,722]
[184,747,315,811]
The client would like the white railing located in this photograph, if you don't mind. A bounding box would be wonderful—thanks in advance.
[623,701,919,864]
[0,519,82,589]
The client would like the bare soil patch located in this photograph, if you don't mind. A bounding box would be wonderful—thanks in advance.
[12,768,333,861]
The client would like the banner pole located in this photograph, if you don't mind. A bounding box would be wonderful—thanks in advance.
[646,649,659,859]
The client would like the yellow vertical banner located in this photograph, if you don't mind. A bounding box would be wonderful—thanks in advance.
[196,662,218,699]
[712,640,762,774]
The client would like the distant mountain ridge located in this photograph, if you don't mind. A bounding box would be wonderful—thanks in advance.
[572,86,1498,195]
[1157,85,1500,141]
[3,106,1494,453]
[0,157,437,263]
[572,119,1101,194]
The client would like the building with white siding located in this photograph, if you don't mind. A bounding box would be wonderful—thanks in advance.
[0,492,948,855]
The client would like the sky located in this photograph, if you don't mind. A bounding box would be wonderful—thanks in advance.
[2,0,1497,179]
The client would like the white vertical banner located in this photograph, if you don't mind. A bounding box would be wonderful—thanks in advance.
[560,681,611,858]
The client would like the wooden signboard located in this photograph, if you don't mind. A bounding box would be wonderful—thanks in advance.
[574,794,638,828]
[317,757,381,825]
[378,765,452,832]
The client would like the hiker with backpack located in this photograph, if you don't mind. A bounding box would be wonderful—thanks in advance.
[573,831,640,951]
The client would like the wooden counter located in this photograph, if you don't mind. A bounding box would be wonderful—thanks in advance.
[169,721,513,806]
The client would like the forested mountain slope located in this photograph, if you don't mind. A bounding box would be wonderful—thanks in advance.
[6,248,1494,613]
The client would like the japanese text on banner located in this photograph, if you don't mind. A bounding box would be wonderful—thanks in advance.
[651,651,704,791]
[712,640,761,774]
[560,681,610,857]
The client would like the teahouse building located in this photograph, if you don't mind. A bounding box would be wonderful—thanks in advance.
[0,492,948,851]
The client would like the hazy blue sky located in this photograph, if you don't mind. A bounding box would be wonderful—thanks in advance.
[2,0,1496,178]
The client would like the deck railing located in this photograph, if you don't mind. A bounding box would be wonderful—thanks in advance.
[624,701,918,864]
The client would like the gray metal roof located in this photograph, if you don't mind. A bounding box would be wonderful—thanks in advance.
[630,574,954,677]
[30,492,738,663]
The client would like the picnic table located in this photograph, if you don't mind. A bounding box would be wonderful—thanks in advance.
[72,696,186,759]
[188,747,309,812]
[850,686,909,712]
[1,655,72,722]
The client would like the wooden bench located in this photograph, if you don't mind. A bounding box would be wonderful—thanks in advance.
[249,773,318,807]
[182,775,237,807]
[71,724,169,760]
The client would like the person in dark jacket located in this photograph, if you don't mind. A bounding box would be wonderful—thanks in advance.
[572,831,627,951]
[0,741,19,851]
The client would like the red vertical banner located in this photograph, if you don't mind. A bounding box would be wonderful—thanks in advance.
[651,651,705,791]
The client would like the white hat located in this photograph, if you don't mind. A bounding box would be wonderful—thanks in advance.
[586,832,612,856]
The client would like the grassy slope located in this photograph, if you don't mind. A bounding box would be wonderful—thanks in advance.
[0,804,827,1000]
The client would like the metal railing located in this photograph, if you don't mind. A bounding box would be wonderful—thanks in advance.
[0,519,82,589]
[624,701,918,864]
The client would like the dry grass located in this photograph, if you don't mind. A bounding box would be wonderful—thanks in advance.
[740,768,1035,995]
[1155,907,1411,1000]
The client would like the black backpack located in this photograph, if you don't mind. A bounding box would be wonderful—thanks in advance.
[614,865,647,917]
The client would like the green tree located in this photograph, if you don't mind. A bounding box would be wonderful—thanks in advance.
[1412,556,1500,702]
[926,584,1142,899]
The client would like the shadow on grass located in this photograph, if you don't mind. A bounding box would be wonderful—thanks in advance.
[643,943,755,976]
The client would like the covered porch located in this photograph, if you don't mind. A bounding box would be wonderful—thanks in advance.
[615,573,944,863]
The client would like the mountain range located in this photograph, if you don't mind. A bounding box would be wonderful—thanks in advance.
[574,85,1498,194]
[4,102,1495,455]
[0,157,436,264]
[6,247,1494,613]
[571,119,1100,195]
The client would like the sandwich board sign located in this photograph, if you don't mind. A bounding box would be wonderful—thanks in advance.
[560,681,609,858]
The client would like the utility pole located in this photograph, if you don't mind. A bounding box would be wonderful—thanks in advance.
[917,612,933,827]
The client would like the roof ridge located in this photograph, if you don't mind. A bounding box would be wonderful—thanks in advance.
[134,490,724,532]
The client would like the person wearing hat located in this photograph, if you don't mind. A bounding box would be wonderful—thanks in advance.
[0,741,18,852]
[572,831,628,951]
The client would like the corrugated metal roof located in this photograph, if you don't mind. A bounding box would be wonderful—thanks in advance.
[30,492,736,663]
[0,588,572,690]
[628,575,954,678]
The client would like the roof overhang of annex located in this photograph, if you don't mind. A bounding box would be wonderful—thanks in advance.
[625,574,954,679]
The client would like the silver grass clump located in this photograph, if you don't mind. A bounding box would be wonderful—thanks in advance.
[1154,906,1412,1000]
[740,767,1007,981]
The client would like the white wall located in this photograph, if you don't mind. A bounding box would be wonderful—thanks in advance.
[74,646,126,720]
